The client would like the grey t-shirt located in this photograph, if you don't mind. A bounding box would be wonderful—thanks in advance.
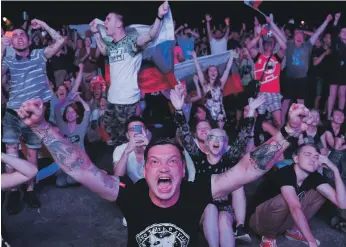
[55,109,91,151]
[285,40,313,78]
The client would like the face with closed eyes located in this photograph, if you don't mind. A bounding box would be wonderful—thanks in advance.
[294,145,321,173]
[144,144,185,203]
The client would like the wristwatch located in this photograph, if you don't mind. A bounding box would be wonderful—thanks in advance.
[280,126,298,143]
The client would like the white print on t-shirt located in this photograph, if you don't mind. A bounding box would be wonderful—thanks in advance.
[255,58,279,85]
[109,47,125,63]
[297,190,306,201]
[136,223,190,247]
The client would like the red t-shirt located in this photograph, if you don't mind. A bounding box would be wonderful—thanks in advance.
[254,53,282,93]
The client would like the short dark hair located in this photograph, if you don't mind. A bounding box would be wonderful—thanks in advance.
[144,137,185,164]
[295,143,321,156]
[12,27,29,39]
[190,119,212,134]
[110,11,126,27]
[125,116,147,133]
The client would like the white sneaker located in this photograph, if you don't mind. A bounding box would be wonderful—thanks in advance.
[122,217,127,227]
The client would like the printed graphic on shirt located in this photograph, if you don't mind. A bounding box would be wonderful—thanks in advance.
[136,223,190,247]
[255,57,279,85]
[292,49,305,67]
[297,190,306,201]
[107,36,138,64]
[64,134,80,144]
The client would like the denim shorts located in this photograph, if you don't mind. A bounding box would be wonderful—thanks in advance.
[2,109,42,149]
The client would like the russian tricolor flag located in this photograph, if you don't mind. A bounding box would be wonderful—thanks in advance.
[244,0,263,9]
[105,9,177,93]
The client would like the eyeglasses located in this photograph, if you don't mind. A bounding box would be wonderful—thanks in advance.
[207,135,227,141]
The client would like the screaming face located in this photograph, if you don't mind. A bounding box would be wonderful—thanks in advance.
[207,129,227,156]
[12,29,30,51]
[144,144,185,204]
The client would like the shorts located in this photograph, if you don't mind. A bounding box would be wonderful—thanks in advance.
[2,109,42,149]
[257,92,282,114]
[212,199,236,220]
[282,77,308,100]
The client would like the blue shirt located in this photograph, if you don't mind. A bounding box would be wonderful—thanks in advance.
[177,35,195,60]
[2,49,51,109]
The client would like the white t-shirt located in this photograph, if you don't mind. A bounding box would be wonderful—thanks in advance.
[106,35,142,105]
[113,142,144,183]
[210,37,228,55]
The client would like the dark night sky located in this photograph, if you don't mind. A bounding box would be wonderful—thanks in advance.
[2,1,345,30]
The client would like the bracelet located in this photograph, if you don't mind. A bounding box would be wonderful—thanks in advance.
[157,15,163,21]
[280,126,298,143]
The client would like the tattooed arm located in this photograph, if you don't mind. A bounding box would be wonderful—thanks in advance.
[136,1,170,48]
[211,131,290,199]
[31,19,65,59]
[94,33,107,56]
[224,117,255,164]
[211,104,312,199]
[17,99,120,202]
[174,110,203,158]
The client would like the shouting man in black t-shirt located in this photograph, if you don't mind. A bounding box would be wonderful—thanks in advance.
[249,144,346,247]
[17,98,314,247]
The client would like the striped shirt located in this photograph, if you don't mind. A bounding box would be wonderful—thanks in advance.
[2,49,51,109]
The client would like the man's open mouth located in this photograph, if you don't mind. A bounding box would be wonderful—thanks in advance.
[157,177,172,192]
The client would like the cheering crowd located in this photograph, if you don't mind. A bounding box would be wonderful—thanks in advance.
[1,1,346,247]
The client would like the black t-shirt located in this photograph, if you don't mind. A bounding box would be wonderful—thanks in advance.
[116,176,213,247]
[250,165,328,214]
[311,47,334,79]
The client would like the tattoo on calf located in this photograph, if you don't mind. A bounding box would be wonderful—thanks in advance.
[249,139,284,170]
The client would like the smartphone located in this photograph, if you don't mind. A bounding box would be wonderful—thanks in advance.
[23,11,27,21]
[133,125,143,134]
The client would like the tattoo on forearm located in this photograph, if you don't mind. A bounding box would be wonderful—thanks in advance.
[89,167,100,176]
[45,26,63,42]
[95,35,106,52]
[101,173,119,189]
[249,139,284,170]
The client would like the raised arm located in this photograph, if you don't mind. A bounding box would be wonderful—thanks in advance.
[211,104,313,199]
[175,25,184,35]
[170,87,202,157]
[310,15,333,45]
[223,96,264,162]
[1,153,38,189]
[31,19,65,59]
[70,64,83,93]
[205,14,213,41]
[17,99,120,201]
[136,1,170,48]
[220,51,235,88]
[187,29,200,39]
[191,51,206,86]
[224,18,231,41]
[188,75,202,103]
[93,33,107,56]
[266,16,287,50]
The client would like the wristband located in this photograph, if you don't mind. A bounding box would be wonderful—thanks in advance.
[157,15,163,21]
[280,126,298,143]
